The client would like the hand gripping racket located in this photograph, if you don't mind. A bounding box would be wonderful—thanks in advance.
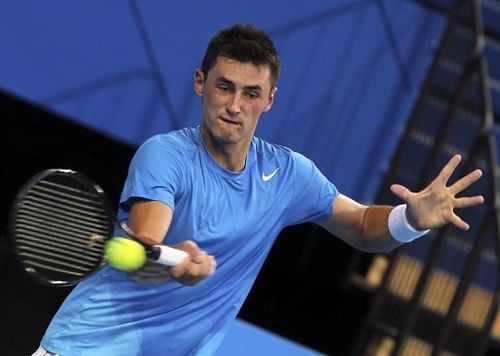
[8,169,188,287]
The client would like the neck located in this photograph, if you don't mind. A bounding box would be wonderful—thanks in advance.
[200,126,250,172]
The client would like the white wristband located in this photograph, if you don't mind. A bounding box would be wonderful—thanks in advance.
[388,204,430,243]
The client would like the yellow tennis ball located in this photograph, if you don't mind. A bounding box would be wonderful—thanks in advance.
[105,237,146,272]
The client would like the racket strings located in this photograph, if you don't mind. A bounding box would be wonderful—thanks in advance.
[19,198,107,230]
[16,212,108,244]
[17,250,97,271]
[14,225,103,259]
[17,203,109,237]
[22,180,110,223]
[13,174,113,284]
[20,260,89,278]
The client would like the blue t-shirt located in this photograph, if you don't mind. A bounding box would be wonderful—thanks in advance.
[41,127,338,355]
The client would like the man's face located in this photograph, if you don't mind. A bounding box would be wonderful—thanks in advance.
[195,57,275,147]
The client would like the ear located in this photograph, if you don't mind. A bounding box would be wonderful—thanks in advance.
[263,86,277,112]
[194,69,204,96]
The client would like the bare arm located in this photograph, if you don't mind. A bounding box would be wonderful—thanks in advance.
[320,155,484,253]
[128,200,173,245]
[128,200,215,286]
[319,195,400,253]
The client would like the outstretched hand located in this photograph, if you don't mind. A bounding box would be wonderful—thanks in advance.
[390,154,484,231]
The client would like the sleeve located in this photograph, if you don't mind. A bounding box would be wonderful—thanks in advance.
[285,152,339,225]
[118,135,184,213]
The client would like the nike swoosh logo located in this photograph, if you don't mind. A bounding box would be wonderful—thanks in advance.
[262,168,280,181]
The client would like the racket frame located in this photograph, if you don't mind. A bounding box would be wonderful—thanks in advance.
[8,169,115,287]
[9,169,190,287]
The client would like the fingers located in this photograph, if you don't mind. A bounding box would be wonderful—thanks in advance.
[179,240,216,274]
[454,195,484,208]
[169,240,216,285]
[389,156,483,233]
[188,252,216,276]
[449,169,483,195]
[174,260,216,286]
[176,240,203,260]
[208,257,217,275]
[170,251,214,276]
[449,211,470,231]
[390,184,412,201]
[437,154,462,185]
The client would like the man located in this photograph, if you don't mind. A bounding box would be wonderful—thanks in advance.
[35,24,483,355]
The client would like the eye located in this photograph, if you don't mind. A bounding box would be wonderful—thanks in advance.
[245,91,260,99]
[217,84,232,93]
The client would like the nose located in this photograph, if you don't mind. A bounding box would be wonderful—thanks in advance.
[226,91,242,116]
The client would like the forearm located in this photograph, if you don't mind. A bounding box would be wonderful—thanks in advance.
[342,204,430,252]
[128,200,173,245]
[320,195,400,253]
[359,205,401,253]
[320,194,429,253]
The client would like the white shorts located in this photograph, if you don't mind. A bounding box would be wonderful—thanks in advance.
[31,346,58,356]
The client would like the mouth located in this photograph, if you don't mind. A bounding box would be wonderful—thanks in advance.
[219,116,240,125]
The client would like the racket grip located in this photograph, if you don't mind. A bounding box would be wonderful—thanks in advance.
[148,245,189,266]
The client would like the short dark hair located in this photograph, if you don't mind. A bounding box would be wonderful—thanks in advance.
[201,24,281,87]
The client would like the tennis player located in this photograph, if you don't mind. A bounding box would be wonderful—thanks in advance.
[34,24,483,355]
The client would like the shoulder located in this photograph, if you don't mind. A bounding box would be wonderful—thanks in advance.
[129,128,201,175]
[135,127,201,162]
[252,136,294,160]
[141,127,200,152]
[251,136,312,168]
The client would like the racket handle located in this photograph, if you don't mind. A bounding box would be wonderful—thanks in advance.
[148,245,189,266]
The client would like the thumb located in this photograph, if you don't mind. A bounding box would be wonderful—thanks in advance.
[390,184,412,202]
[173,240,205,262]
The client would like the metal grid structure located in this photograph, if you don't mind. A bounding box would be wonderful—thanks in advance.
[350,0,500,355]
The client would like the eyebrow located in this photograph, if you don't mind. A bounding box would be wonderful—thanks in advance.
[216,77,263,92]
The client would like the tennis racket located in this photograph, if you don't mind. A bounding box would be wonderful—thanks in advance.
[8,168,188,287]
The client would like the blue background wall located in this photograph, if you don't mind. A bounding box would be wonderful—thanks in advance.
[0,0,445,202]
